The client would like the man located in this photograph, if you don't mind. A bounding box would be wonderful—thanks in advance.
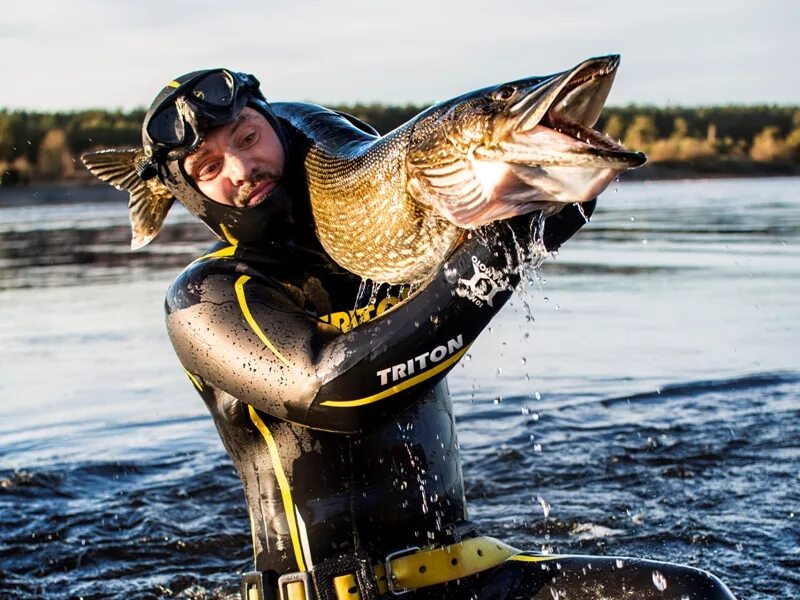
[83,69,736,600]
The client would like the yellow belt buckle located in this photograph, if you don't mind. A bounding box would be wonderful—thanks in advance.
[384,546,420,595]
[278,571,313,600]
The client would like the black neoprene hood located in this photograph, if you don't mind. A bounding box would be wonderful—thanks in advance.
[142,68,293,246]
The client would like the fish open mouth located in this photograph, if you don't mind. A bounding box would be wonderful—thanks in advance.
[511,55,646,169]
[412,55,648,230]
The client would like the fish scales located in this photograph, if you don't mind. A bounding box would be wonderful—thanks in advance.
[279,102,461,283]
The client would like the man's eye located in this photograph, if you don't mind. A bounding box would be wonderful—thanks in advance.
[198,161,221,179]
[241,130,258,146]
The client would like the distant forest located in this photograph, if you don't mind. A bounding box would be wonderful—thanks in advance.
[1,104,799,184]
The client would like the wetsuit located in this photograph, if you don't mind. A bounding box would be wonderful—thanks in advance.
[164,128,736,599]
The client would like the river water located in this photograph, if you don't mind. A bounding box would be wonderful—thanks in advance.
[0,178,798,599]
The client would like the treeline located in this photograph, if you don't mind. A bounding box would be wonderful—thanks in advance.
[1,104,799,184]
[0,109,145,184]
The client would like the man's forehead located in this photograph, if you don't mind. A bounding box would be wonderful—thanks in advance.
[200,110,255,145]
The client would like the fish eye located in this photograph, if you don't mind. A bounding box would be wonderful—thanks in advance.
[492,86,516,102]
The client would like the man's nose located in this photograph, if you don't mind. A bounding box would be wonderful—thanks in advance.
[224,153,252,186]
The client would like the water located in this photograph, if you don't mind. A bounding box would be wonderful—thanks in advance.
[1,178,798,599]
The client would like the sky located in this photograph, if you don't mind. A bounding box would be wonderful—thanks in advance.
[2,0,798,111]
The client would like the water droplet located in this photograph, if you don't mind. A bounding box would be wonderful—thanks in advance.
[652,571,667,591]
[537,496,551,519]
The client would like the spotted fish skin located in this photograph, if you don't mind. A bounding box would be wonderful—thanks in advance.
[276,103,462,284]
[275,56,645,285]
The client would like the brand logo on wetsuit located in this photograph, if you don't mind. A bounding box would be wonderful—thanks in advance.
[455,256,511,307]
[377,334,464,386]
[320,290,410,333]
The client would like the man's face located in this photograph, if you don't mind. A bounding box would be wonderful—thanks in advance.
[182,107,285,208]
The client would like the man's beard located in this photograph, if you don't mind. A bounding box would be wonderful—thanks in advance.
[233,168,281,208]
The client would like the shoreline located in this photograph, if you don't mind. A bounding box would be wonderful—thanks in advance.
[622,160,800,181]
[1,165,798,206]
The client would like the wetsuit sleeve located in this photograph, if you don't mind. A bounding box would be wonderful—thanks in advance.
[166,202,594,433]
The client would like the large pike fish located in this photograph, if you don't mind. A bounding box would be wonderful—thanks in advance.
[84,55,645,284]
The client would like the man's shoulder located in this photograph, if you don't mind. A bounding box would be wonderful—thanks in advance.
[165,244,299,314]
[165,249,240,313]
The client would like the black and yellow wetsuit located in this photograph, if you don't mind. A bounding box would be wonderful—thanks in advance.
[165,181,735,599]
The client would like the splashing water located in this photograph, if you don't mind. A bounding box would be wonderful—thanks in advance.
[353,278,368,314]
[368,280,383,306]
[574,201,590,224]
[652,570,668,592]
[537,496,551,519]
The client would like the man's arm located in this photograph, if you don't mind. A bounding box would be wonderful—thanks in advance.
[167,202,594,433]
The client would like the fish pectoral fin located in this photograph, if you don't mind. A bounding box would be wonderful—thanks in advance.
[81,149,175,249]
[406,159,497,228]
[409,160,567,228]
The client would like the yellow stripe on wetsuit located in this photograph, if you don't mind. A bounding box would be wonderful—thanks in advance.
[219,223,239,246]
[188,224,238,266]
[235,275,292,367]
[182,367,204,392]
[247,405,308,572]
[507,553,563,563]
[320,345,470,408]
[188,245,237,266]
